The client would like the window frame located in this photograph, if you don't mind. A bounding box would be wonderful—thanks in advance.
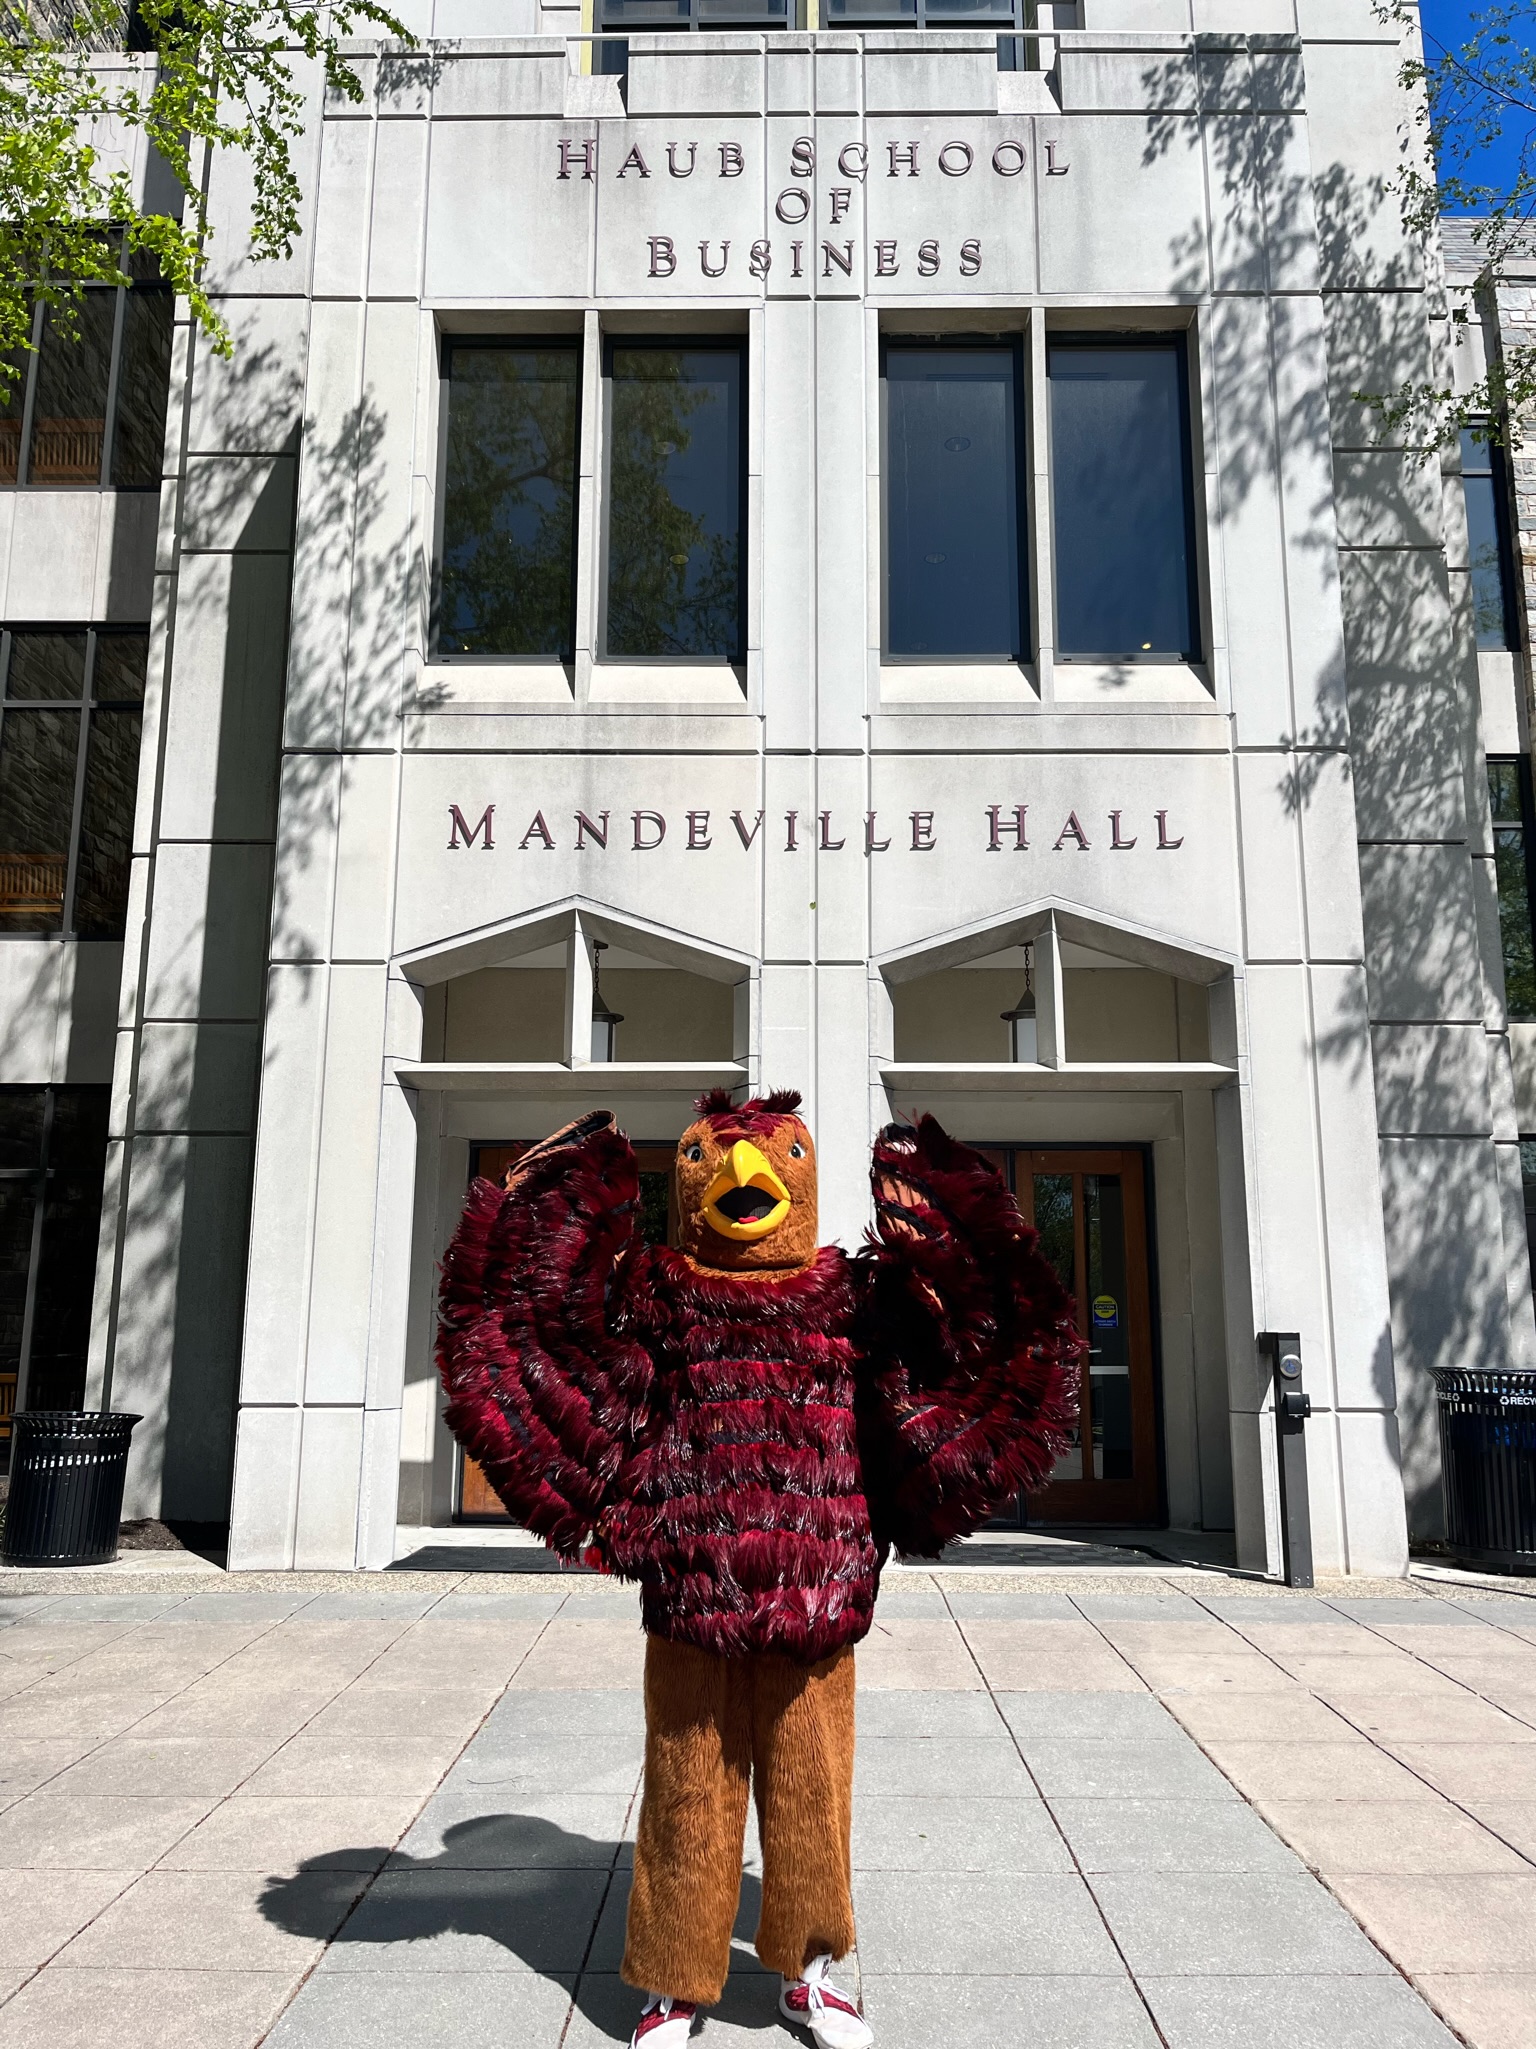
[0,623,149,941]
[0,1082,112,1446]
[878,332,1031,667]
[1488,753,1536,1023]
[2,269,173,493]
[430,333,586,667]
[1461,424,1522,655]
[598,332,749,669]
[1046,329,1203,666]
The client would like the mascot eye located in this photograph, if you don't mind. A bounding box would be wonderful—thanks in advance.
[789,1141,805,1159]
[684,1144,704,1162]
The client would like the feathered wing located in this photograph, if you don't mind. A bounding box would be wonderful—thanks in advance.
[435,1110,654,1561]
[853,1116,1083,1557]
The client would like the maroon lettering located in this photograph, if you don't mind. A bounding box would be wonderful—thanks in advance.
[556,138,597,181]
[648,236,676,277]
[917,239,940,276]
[830,186,853,223]
[574,810,609,851]
[874,240,899,276]
[719,141,744,177]
[1054,812,1090,852]
[1156,810,1184,850]
[887,140,919,177]
[732,809,765,848]
[447,803,494,851]
[618,144,650,178]
[686,809,713,849]
[939,140,973,177]
[992,140,1026,177]
[865,812,891,853]
[667,141,696,178]
[838,142,868,181]
[785,810,800,851]
[822,240,854,278]
[986,804,1028,851]
[790,136,815,178]
[910,810,936,851]
[775,186,811,224]
[632,810,666,850]
[519,811,555,850]
[819,812,846,851]
[699,240,730,277]
[1109,810,1136,850]
[959,238,982,276]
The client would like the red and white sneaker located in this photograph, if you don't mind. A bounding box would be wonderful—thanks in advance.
[629,1994,697,2048]
[779,1955,873,2049]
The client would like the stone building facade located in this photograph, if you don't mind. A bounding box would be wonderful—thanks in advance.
[1,0,1530,1576]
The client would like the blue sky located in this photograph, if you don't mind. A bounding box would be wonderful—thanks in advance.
[1419,0,1534,207]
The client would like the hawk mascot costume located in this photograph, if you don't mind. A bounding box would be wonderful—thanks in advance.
[437,1090,1081,2049]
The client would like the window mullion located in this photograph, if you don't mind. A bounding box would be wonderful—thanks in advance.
[15,300,44,490]
[61,632,95,936]
[12,1088,54,1419]
[100,284,130,489]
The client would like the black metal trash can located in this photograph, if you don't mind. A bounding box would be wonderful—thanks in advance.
[1432,1369,1536,1575]
[2,1412,142,1567]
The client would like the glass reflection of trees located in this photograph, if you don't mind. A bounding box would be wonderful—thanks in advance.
[438,345,582,660]
[605,345,743,662]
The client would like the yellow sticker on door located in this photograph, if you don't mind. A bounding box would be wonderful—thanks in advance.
[1092,1294,1119,1329]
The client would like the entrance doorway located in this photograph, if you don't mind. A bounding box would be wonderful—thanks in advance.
[977,1147,1160,1527]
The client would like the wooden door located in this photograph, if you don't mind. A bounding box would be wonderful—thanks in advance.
[996,1148,1160,1526]
[454,1139,678,1521]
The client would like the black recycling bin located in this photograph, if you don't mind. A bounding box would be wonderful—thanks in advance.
[2,1412,142,1567]
[1432,1369,1536,1575]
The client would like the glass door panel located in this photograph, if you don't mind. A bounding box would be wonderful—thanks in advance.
[1008,1147,1158,1524]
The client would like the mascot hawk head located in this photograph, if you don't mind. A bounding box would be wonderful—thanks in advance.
[673,1088,819,1275]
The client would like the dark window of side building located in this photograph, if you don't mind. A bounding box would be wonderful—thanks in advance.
[1049,336,1201,662]
[0,257,173,490]
[436,341,582,661]
[0,1085,111,1451]
[0,627,147,939]
[1462,427,1520,652]
[882,340,1026,661]
[1489,758,1536,1021]
[603,339,745,663]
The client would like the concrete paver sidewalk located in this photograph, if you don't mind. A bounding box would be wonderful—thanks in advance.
[0,1574,1532,2048]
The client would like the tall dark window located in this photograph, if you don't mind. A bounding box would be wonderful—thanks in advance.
[883,341,1025,661]
[0,1086,111,1449]
[436,341,582,661]
[1462,427,1520,653]
[604,341,745,663]
[0,627,147,939]
[1489,758,1536,1021]
[0,257,173,490]
[1049,336,1200,661]
[593,0,798,71]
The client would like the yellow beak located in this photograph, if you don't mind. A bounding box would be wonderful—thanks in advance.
[701,1139,792,1241]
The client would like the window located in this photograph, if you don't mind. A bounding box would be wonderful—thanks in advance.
[0,257,173,490]
[603,340,745,663]
[436,341,583,662]
[1461,427,1520,653]
[593,0,798,70]
[1489,759,1536,1021]
[883,341,1026,662]
[824,0,1037,56]
[0,1086,111,1449]
[1049,336,1200,662]
[0,627,147,939]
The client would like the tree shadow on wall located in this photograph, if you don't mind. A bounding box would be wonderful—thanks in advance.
[1133,39,1517,1537]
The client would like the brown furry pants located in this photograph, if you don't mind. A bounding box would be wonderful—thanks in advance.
[620,1634,856,2006]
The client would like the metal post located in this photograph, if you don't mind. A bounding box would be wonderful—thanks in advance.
[1260,1331,1313,1588]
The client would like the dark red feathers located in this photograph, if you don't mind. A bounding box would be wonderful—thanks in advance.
[436,1104,1079,1661]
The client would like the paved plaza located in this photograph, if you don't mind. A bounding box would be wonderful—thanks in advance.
[0,1563,1533,2049]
